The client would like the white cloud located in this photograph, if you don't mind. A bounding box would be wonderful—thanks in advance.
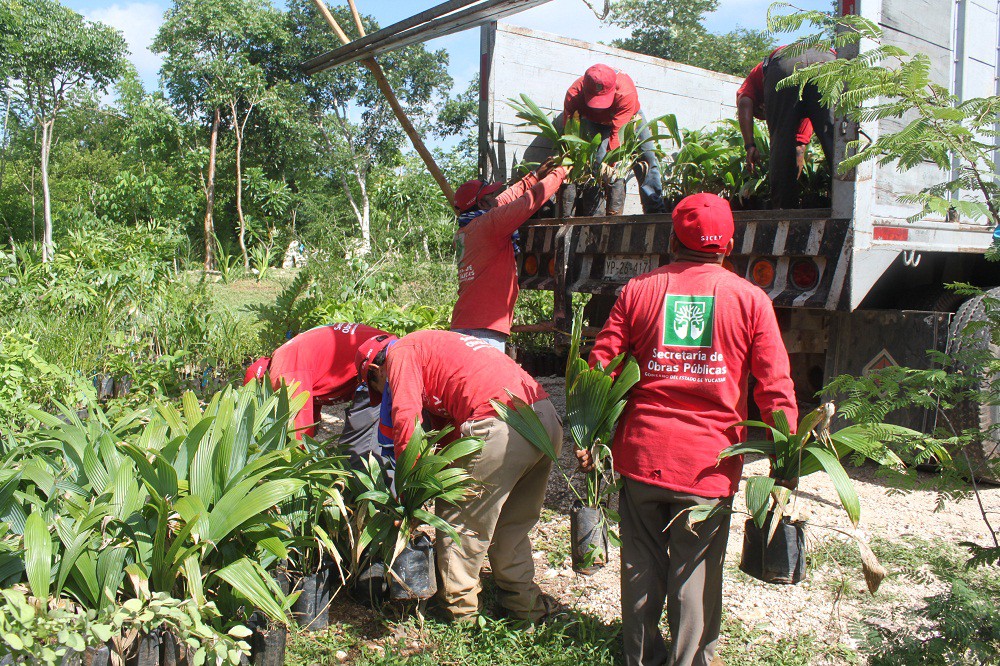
[85,2,166,91]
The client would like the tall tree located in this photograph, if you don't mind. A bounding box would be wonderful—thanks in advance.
[0,0,127,261]
[606,0,775,77]
[283,0,453,253]
[154,0,286,271]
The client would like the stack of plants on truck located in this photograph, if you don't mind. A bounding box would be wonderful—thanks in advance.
[508,95,831,214]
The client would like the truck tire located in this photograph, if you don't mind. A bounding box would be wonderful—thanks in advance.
[945,287,1000,484]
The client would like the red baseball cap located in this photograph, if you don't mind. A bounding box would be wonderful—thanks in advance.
[582,64,617,110]
[244,357,271,385]
[454,179,505,213]
[671,193,735,253]
[355,334,398,404]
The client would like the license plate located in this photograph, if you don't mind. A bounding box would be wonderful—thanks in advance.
[603,254,654,281]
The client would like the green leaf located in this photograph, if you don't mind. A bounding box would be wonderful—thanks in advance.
[214,558,290,626]
[24,513,51,601]
[805,446,860,526]
[491,396,557,461]
[745,476,776,528]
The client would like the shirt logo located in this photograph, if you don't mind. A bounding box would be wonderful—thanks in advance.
[662,294,715,348]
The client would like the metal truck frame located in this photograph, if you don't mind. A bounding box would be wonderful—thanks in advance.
[479,1,1000,442]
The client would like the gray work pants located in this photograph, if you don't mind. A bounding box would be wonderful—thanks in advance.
[620,478,732,666]
[582,110,666,214]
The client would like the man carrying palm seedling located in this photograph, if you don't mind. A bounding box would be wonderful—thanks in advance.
[579,193,797,666]
[450,158,567,352]
[355,329,562,622]
[245,323,393,466]
[563,63,667,215]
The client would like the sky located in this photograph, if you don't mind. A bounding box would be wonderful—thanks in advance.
[65,0,832,94]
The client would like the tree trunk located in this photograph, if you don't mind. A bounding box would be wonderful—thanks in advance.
[40,119,53,263]
[204,107,220,272]
[233,105,248,270]
[360,181,370,254]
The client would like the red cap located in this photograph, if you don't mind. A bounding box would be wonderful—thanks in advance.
[355,334,398,404]
[454,179,504,213]
[582,64,617,110]
[244,357,271,386]
[671,193,735,253]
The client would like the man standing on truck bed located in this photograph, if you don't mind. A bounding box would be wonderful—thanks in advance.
[564,63,667,215]
[357,330,563,623]
[579,193,797,666]
[738,45,835,209]
[450,159,566,352]
[245,323,392,465]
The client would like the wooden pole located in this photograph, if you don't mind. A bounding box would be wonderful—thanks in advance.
[309,0,456,205]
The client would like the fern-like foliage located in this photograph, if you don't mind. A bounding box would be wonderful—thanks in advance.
[767,3,1000,243]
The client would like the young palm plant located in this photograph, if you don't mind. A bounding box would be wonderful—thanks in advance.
[494,309,639,571]
[716,403,917,591]
[350,421,482,599]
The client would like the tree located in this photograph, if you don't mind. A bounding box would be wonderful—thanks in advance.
[154,0,287,271]
[0,0,127,261]
[283,0,453,253]
[606,0,775,77]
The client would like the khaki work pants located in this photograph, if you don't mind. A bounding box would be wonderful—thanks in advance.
[435,399,562,620]
[620,478,732,666]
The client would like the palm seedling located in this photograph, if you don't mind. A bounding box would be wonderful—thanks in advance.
[508,94,602,185]
[714,403,918,591]
[350,421,482,599]
[494,309,639,571]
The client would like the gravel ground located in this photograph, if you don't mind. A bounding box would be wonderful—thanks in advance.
[318,375,1000,662]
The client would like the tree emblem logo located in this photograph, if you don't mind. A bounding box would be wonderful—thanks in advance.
[662,294,715,347]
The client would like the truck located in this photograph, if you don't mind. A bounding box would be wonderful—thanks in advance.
[477,1,1000,475]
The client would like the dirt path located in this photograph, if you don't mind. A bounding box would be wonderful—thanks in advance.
[317,376,1000,662]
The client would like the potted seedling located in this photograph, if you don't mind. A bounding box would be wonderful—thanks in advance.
[278,434,351,632]
[350,422,483,602]
[714,403,914,591]
[494,310,639,573]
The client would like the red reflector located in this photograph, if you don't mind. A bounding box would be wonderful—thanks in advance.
[873,226,908,241]
[790,259,819,290]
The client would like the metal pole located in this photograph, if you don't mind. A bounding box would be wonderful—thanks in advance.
[309,0,456,206]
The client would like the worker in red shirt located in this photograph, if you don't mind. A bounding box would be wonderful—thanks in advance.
[450,159,567,351]
[564,63,667,214]
[737,45,836,209]
[356,330,562,622]
[579,193,797,666]
[244,323,391,465]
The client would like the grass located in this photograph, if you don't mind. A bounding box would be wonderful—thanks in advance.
[285,589,852,666]
[537,509,572,569]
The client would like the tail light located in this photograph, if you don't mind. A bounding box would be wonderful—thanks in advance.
[790,259,819,290]
[750,258,776,288]
[547,257,556,277]
[523,254,539,276]
[723,259,737,274]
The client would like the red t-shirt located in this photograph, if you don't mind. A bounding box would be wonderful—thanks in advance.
[737,46,814,145]
[589,262,797,498]
[268,323,387,437]
[384,330,549,456]
[450,167,567,335]
[564,71,641,151]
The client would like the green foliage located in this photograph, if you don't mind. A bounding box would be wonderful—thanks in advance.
[0,589,251,665]
[606,0,776,76]
[0,329,94,428]
[722,404,910,529]
[351,423,482,569]
[768,4,1000,238]
[855,543,1000,665]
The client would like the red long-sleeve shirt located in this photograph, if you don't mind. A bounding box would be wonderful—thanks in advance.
[450,167,567,335]
[268,323,387,437]
[384,330,549,456]
[564,71,640,151]
[737,46,814,145]
[589,262,797,498]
